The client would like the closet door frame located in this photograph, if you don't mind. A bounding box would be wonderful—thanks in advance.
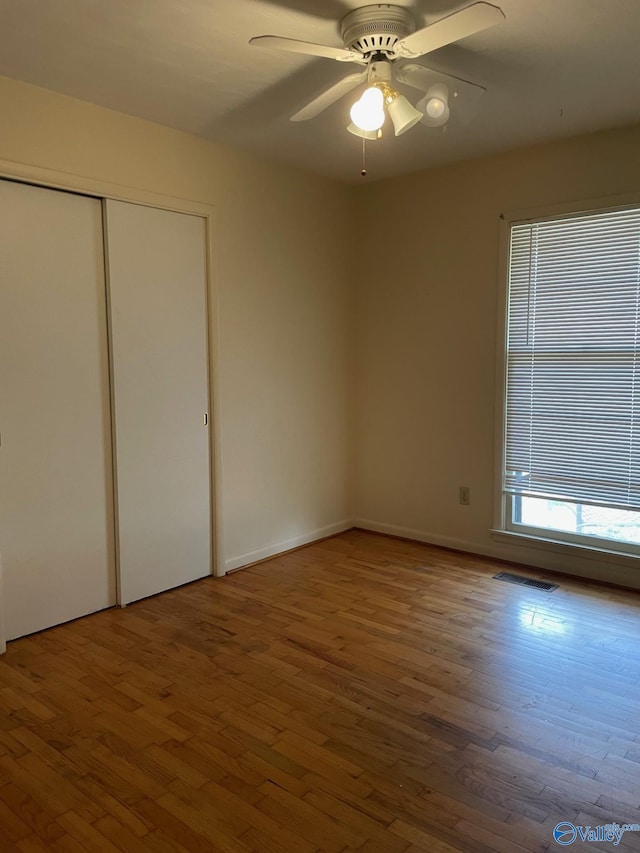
[0,160,224,653]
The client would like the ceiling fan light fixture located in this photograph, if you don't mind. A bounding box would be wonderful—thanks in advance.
[417,83,450,127]
[350,85,385,132]
[251,2,505,150]
[387,93,423,136]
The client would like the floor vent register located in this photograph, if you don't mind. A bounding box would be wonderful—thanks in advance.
[493,571,558,592]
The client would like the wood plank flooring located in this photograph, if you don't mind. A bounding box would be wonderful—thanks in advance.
[1,529,640,851]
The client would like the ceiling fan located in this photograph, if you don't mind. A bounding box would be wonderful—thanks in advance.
[250,2,505,139]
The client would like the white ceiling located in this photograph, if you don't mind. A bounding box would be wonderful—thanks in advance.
[1,0,639,183]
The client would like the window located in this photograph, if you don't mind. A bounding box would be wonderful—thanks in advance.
[500,204,640,555]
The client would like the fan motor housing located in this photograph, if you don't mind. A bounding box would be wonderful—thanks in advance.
[340,5,416,56]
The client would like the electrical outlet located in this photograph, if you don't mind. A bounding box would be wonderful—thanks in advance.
[459,486,470,506]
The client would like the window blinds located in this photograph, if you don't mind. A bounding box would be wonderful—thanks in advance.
[504,207,640,510]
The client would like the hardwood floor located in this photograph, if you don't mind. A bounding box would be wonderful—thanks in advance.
[1,529,640,852]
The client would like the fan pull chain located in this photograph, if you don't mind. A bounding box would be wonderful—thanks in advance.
[361,136,367,177]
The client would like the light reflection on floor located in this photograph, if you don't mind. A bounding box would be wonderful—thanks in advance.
[518,601,568,635]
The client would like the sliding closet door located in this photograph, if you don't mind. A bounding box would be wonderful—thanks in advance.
[104,200,211,604]
[0,180,116,640]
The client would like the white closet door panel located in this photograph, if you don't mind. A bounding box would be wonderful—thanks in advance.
[105,200,211,604]
[0,180,116,641]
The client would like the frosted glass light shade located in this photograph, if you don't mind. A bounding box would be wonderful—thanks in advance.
[347,123,381,140]
[387,95,423,136]
[418,84,450,127]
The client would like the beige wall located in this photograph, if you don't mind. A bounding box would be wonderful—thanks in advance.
[353,123,640,587]
[3,71,640,591]
[0,75,353,572]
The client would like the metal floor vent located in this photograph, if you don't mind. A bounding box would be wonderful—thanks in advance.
[493,572,557,592]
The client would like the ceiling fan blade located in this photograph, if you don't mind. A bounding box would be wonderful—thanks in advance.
[249,35,362,63]
[395,63,440,91]
[396,63,485,96]
[291,71,367,121]
[395,63,487,129]
[394,2,505,59]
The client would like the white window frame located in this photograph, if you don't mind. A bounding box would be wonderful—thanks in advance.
[493,194,640,562]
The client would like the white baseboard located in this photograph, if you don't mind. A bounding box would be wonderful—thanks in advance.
[353,518,491,556]
[224,519,355,573]
[224,516,640,589]
[353,518,640,590]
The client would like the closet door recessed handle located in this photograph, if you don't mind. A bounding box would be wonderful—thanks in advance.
[203,412,208,426]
